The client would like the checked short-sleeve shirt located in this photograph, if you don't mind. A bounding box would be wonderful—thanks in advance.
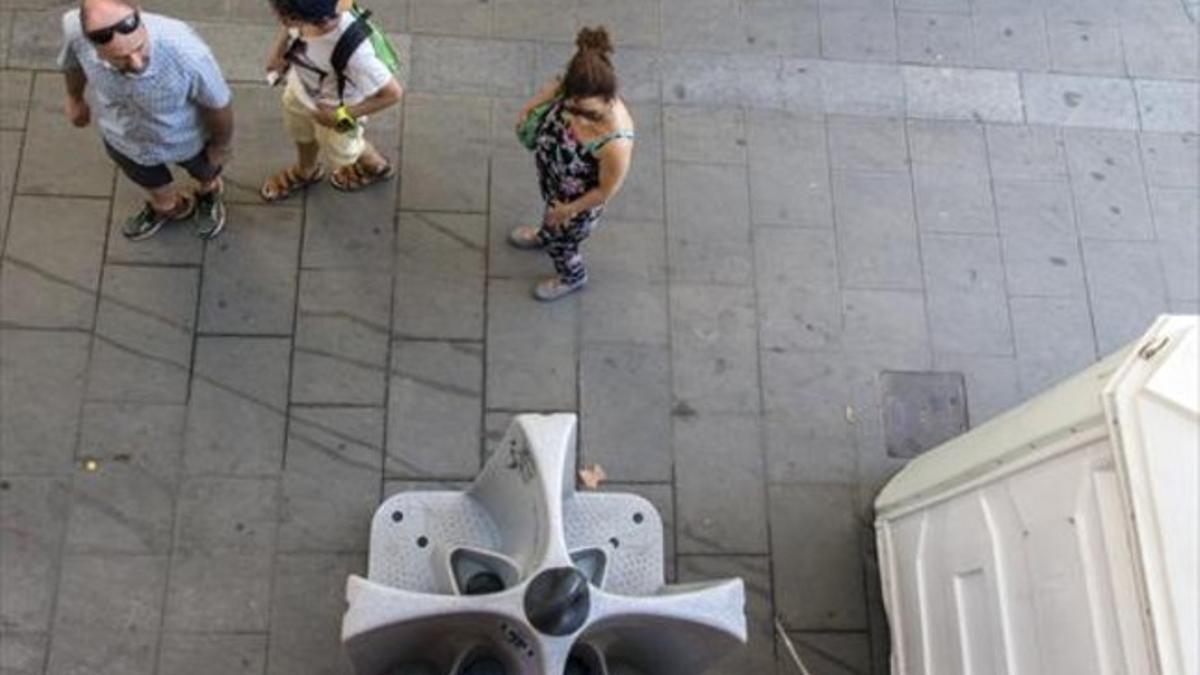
[59,9,231,166]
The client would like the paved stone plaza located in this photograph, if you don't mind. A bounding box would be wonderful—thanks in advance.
[0,0,1197,672]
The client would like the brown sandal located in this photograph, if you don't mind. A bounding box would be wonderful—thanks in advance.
[260,164,325,203]
[329,160,395,192]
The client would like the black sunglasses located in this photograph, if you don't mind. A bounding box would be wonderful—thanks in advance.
[85,9,141,45]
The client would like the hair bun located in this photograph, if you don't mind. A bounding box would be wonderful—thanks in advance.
[576,26,613,56]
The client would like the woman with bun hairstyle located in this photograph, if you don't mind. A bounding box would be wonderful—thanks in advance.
[510,26,636,301]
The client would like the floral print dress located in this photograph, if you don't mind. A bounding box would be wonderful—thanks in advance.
[531,100,634,285]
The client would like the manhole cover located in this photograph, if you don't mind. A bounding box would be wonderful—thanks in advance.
[881,371,968,459]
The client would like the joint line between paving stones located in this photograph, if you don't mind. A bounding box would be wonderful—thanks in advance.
[1131,130,1175,308]
[1060,132,1104,365]
[479,115,494,469]
[742,99,783,663]
[38,161,120,674]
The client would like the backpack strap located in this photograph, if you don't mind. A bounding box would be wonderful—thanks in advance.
[330,8,375,103]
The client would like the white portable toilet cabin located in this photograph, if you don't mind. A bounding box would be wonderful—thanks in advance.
[874,315,1199,674]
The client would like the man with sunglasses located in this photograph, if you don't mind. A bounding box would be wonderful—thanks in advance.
[59,0,234,240]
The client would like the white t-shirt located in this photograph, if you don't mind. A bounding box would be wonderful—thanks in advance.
[284,12,392,111]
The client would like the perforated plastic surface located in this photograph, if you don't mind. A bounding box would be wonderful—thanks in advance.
[343,414,747,675]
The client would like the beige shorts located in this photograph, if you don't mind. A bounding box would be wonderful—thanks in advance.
[281,85,365,168]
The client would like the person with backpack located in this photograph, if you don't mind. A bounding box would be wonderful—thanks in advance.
[510,27,635,301]
[259,0,403,201]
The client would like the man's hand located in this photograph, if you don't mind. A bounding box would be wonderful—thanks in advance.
[205,143,230,168]
[545,200,575,229]
[65,96,90,128]
[313,104,339,129]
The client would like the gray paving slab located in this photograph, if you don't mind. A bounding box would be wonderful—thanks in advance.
[743,0,820,57]
[292,268,391,405]
[819,61,905,117]
[1001,233,1088,298]
[157,633,268,675]
[491,0,574,41]
[0,11,11,70]
[183,337,291,476]
[198,204,302,335]
[661,52,784,109]
[1023,72,1139,130]
[267,553,365,675]
[985,124,1068,181]
[971,9,1050,72]
[220,84,299,206]
[401,93,491,213]
[1047,18,1126,76]
[1010,295,1097,395]
[934,353,1023,425]
[0,476,69,633]
[281,407,384,552]
[1136,79,1199,134]
[663,105,747,164]
[903,65,1024,123]
[577,0,662,49]
[922,233,1013,356]
[1150,187,1200,303]
[0,329,88,474]
[192,22,280,82]
[609,48,665,104]
[912,165,997,234]
[832,172,924,290]
[105,176,204,265]
[408,0,490,37]
[1121,22,1199,80]
[896,0,968,11]
[842,289,931,361]
[755,227,842,352]
[0,130,18,250]
[679,555,777,675]
[0,69,31,129]
[175,476,279,554]
[993,179,1079,238]
[897,11,974,67]
[580,279,670,346]
[44,625,156,675]
[17,73,113,196]
[602,129,665,223]
[485,278,577,411]
[584,219,667,285]
[87,265,198,403]
[670,284,761,414]
[1,196,107,329]
[761,351,856,483]
[408,36,534,98]
[66,404,184,555]
[674,413,768,554]
[907,118,989,171]
[7,10,61,71]
[302,176,398,272]
[487,152,548,280]
[395,212,486,340]
[746,109,833,229]
[828,115,909,173]
[1064,128,1155,240]
[661,0,744,52]
[821,7,898,63]
[1082,239,1170,354]
[780,632,872,675]
[387,339,483,478]
[579,342,673,482]
[0,632,46,675]
[770,482,867,630]
[53,553,166,634]
[1139,132,1199,188]
[665,162,753,285]
[164,550,273,632]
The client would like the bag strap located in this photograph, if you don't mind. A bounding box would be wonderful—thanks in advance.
[330,8,374,103]
[584,129,636,154]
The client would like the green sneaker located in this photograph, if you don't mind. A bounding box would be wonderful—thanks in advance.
[122,196,195,241]
[194,187,226,240]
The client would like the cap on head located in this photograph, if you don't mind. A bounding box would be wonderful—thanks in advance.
[268,0,340,23]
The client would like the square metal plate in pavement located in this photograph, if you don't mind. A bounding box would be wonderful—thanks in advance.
[881,371,968,459]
